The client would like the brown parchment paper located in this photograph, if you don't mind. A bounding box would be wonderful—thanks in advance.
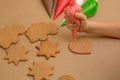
[0,0,120,80]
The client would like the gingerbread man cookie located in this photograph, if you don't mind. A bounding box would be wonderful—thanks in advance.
[0,24,26,48]
[26,22,58,42]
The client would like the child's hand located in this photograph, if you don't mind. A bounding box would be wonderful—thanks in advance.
[65,12,88,32]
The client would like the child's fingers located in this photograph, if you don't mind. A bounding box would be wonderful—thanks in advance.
[67,23,77,27]
[67,25,74,30]
[75,13,87,21]
[64,16,73,23]
[66,23,77,30]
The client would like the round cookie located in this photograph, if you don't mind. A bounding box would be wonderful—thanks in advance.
[68,37,91,54]
[58,75,75,80]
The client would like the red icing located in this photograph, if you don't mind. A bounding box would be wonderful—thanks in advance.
[69,43,81,53]
[53,0,71,20]
[65,0,82,41]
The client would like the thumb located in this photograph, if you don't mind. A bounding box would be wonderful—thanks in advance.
[75,13,87,21]
[75,13,82,19]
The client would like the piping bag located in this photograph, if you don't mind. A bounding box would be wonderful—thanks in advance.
[61,0,98,26]
[53,0,71,20]
[65,0,82,41]
[42,0,55,17]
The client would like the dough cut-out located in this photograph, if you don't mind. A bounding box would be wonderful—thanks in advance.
[26,22,58,42]
[68,37,91,54]
[58,75,75,80]
[36,40,59,59]
[28,60,54,80]
[0,24,26,48]
[4,45,28,65]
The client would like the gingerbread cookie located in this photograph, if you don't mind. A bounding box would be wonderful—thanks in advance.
[0,24,26,48]
[68,37,91,54]
[26,22,58,42]
[4,45,28,65]
[28,60,54,80]
[36,40,59,59]
[58,75,75,80]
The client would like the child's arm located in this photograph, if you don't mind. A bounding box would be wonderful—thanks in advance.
[84,21,120,38]
[65,13,120,38]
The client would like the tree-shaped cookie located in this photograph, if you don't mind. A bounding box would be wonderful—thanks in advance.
[36,40,59,59]
[0,24,26,48]
[26,22,58,42]
[28,60,54,80]
[4,45,28,65]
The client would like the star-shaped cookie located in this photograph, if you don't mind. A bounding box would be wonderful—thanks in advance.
[26,22,58,42]
[28,60,54,80]
[36,40,59,59]
[4,45,28,65]
[0,24,26,48]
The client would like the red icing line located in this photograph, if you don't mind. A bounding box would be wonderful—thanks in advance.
[65,0,82,41]
[69,45,81,53]
[69,42,90,54]
[53,0,71,20]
